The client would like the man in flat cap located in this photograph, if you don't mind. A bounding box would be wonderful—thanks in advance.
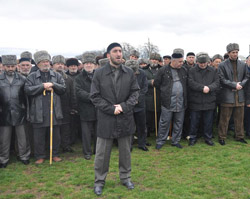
[75,52,97,160]
[163,55,171,66]
[217,43,248,145]
[211,54,223,70]
[25,50,66,164]
[52,55,77,153]
[154,49,187,149]
[0,55,30,168]
[188,52,219,146]
[90,42,139,196]
[129,50,140,60]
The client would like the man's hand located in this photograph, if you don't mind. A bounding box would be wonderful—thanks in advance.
[203,86,210,93]
[151,79,154,86]
[114,104,123,115]
[43,82,53,90]
[236,82,242,90]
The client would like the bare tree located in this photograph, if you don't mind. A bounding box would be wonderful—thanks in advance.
[139,38,159,59]
[121,43,136,60]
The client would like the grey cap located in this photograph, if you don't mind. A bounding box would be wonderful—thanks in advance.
[81,52,96,64]
[2,55,17,65]
[98,58,109,67]
[138,58,149,65]
[173,48,184,57]
[130,50,140,58]
[34,50,51,64]
[196,52,209,63]
[20,51,32,59]
[212,54,224,62]
[149,53,161,61]
[125,60,140,74]
[52,55,66,65]
[226,43,239,53]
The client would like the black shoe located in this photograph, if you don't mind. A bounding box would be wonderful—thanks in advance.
[94,186,103,196]
[138,146,149,151]
[62,147,74,153]
[146,142,151,146]
[155,144,163,150]
[84,155,91,160]
[188,139,196,146]
[0,163,8,168]
[236,138,248,144]
[205,140,214,146]
[171,143,183,149]
[219,140,225,145]
[21,160,30,165]
[122,181,134,190]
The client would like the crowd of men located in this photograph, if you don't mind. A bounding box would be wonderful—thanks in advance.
[0,42,249,196]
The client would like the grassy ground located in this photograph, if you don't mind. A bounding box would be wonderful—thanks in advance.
[0,132,249,199]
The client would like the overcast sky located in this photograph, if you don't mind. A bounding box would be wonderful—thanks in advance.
[0,0,250,58]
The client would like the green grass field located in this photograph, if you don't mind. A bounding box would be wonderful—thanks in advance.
[0,132,249,199]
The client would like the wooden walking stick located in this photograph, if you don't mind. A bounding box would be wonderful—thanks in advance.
[154,87,158,137]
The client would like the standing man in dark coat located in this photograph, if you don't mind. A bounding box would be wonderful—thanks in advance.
[0,55,30,168]
[52,55,77,153]
[218,43,248,145]
[188,52,219,146]
[75,52,97,160]
[25,50,66,164]
[90,43,139,196]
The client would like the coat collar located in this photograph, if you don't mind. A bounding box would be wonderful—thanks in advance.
[103,63,128,75]
[0,72,20,80]
[35,69,56,78]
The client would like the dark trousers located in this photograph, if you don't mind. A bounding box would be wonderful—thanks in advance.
[189,110,214,141]
[146,110,160,136]
[81,121,97,156]
[33,125,60,160]
[70,114,81,145]
[134,110,147,147]
[244,106,250,136]
[60,123,71,149]
[218,106,244,140]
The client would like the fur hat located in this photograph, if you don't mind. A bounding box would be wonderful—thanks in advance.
[149,53,161,61]
[130,50,140,58]
[226,43,239,52]
[66,58,79,67]
[212,54,223,62]
[98,58,109,67]
[196,52,209,63]
[138,58,149,65]
[173,48,184,57]
[81,53,96,64]
[34,50,51,64]
[52,55,66,65]
[20,51,32,60]
[2,55,17,65]
[125,60,140,74]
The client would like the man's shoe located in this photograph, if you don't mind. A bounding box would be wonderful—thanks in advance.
[122,181,134,190]
[236,138,248,144]
[171,143,183,149]
[52,157,62,162]
[138,146,149,151]
[0,163,8,168]
[219,140,225,145]
[146,142,151,146]
[155,144,163,150]
[205,140,214,146]
[21,160,30,165]
[84,155,91,160]
[62,147,74,153]
[94,186,103,196]
[188,139,196,146]
[35,159,45,164]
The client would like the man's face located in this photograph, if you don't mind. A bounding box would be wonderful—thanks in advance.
[139,63,147,68]
[0,63,4,74]
[150,59,159,67]
[37,60,50,72]
[171,58,184,69]
[197,62,208,69]
[228,50,238,61]
[163,58,171,66]
[83,62,95,73]
[108,47,123,66]
[186,56,195,65]
[4,65,17,75]
[53,63,65,73]
[78,63,84,71]
[130,55,138,60]
[212,59,222,69]
[246,57,250,67]
[68,65,78,74]
[19,61,32,75]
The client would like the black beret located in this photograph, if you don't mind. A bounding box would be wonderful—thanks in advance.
[19,58,31,63]
[66,58,79,67]
[186,52,195,57]
[107,42,122,53]
[171,53,183,59]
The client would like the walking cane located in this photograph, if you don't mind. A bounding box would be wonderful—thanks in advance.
[154,87,158,137]
[43,89,54,165]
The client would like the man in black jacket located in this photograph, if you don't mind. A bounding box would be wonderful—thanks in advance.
[91,43,139,196]
[25,50,66,164]
[75,52,97,160]
[188,52,219,146]
[218,43,248,145]
[0,55,30,168]
[154,50,187,149]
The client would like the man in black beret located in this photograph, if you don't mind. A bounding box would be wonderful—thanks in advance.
[163,55,171,66]
[91,42,139,196]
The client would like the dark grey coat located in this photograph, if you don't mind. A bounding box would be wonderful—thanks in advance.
[218,59,248,104]
[24,70,66,124]
[90,63,139,139]
[188,65,219,111]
